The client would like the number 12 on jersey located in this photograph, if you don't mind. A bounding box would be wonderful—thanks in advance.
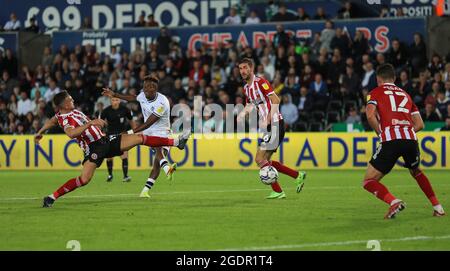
[384,91,409,113]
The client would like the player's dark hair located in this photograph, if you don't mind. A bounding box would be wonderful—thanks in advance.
[53,90,69,108]
[238,58,254,68]
[376,63,396,80]
[144,75,159,85]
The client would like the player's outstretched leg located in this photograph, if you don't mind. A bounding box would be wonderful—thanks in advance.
[410,168,445,216]
[271,161,306,193]
[43,161,97,207]
[106,158,113,182]
[363,164,405,219]
[120,131,191,152]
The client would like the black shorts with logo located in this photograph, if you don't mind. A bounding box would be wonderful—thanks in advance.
[370,139,420,175]
[258,119,286,152]
[82,135,123,167]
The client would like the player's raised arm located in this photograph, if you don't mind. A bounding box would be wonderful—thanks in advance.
[366,104,381,135]
[127,114,160,134]
[34,116,58,144]
[102,88,137,102]
[65,119,106,139]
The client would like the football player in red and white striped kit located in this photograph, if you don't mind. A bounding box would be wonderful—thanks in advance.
[35,90,190,207]
[364,63,444,219]
[237,58,306,199]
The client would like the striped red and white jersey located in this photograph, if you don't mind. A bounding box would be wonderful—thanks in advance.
[55,110,105,152]
[243,75,282,122]
[367,83,419,142]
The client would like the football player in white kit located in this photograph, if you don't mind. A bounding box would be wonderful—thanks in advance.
[102,75,177,198]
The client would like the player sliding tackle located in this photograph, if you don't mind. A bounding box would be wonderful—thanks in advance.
[102,75,177,198]
[35,90,190,207]
[237,58,306,199]
[364,63,445,219]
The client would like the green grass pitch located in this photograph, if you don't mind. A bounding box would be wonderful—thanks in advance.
[0,169,449,251]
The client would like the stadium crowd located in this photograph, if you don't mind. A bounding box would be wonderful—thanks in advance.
[1,2,450,135]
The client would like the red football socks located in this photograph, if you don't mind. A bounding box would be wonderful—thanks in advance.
[258,160,283,192]
[363,179,396,205]
[271,182,283,193]
[141,135,174,147]
[53,176,84,199]
[271,161,299,179]
[413,171,439,206]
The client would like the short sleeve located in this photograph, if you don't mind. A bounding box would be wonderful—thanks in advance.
[136,92,145,103]
[152,101,167,117]
[258,78,274,96]
[62,117,76,130]
[367,91,377,106]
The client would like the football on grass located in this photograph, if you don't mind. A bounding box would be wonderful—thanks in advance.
[259,166,278,185]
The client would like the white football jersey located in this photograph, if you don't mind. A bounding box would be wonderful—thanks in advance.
[136,91,171,136]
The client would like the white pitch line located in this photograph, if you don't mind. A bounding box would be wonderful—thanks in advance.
[0,188,268,201]
[214,235,450,251]
[0,183,449,202]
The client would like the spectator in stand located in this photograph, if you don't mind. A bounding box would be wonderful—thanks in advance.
[444,80,450,98]
[3,13,21,31]
[265,0,279,22]
[156,27,172,61]
[297,86,313,113]
[320,20,336,53]
[436,90,450,117]
[313,6,328,20]
[441,116,450,131]
[81,17,92,29]
[280,94,298,130]
[427,54,444,77]
[395,7,405,17]
[17,91,33,117]
[273,24,291,50]
[422,103,441,121]
[146,14,159,27]
[379,6,391,17]
[340,65,360,99]
[130,42,145,62]
[43,79,61,103]
[25,17,39,33]
[109,46,121,67]
[443,63,450,82]
[345,107,361,124]
[352,30,369,60]
[135,12,147,27]
[223,7,242,25]
[3,49,18,78]
[386,38,408,73]
[410,33,427,77]
[337,1,356,19]
[245,10,261,25]
[296,7,310,21]
[189,59,204,84]
[330,28,350,57]
[271,4,297,22]
[361,62,377,92]
[397,70,414,95]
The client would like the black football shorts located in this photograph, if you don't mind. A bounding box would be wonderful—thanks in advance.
[370,139,420,174]
[83,135,123,167]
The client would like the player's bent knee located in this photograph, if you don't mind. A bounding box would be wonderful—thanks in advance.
[409,168,422,177]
